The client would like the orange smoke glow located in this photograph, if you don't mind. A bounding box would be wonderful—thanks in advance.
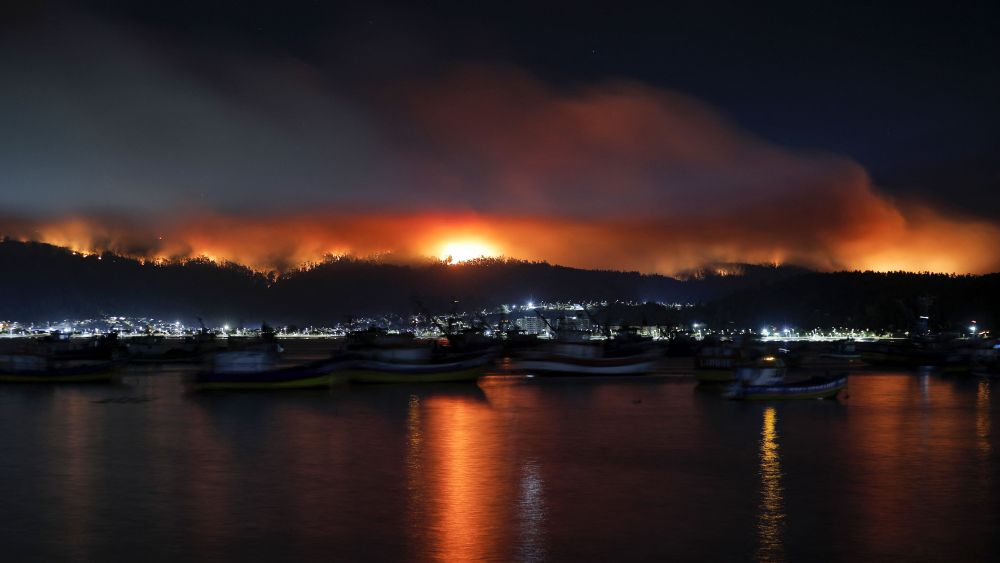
[3,66,1000,275]
[3,204,1000,275]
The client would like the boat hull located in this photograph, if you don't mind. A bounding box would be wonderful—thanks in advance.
[726,376,848,401]
[128,350,205,364]
[694,369,735,383]
[194,373,347,390]
[0,358,122,383]
[194,359,348,391]
[513,359,659,376]
[344,366,486,384]
[344,352,495,384]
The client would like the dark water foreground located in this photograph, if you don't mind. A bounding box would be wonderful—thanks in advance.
[0,370,996,562]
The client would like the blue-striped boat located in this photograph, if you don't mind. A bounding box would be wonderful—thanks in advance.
[724,375,848,401]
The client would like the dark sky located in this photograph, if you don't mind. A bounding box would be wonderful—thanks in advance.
[1,0,999,273]
[12,0,992,214]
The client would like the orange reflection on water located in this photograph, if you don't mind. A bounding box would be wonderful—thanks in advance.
[186,404,235,555]
[406,394,425,554]
[849,376,920,553]
[409,394,512,562]
[55,397,101,555]
[431,397,498,561]
[844,375,974,557]
[977,380,991,497]
[977,380,991,458]
[757,406,785,563]
[271,403,352,545]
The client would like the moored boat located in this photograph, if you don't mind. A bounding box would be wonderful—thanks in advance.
[22,332,125,361]
[723,356,846,400]
[941,341,998,375]
[193,351,347,390]
[723,375,848,401]
[796,341,867,371]
[126,334,218,363]
[733,355,787,384]
[512,349,660,376]
[342,350,496,384]
[0,354,121,383]
[506,310,660,376]
[694,345,743,382]
[857,338,949,368]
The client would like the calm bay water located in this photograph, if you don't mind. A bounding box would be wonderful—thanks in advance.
[0,369,996,562]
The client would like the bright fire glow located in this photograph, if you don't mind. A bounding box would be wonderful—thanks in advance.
[437,239,500,264]
[4,209,1000,275]
[757,406,784,561]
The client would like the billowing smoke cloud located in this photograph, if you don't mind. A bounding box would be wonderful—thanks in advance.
[1,14,998,274]
[0,12,388,214]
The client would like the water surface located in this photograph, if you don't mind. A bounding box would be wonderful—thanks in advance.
[0,370,996,561]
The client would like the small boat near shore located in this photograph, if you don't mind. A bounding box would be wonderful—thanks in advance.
[0,354,121,383]
[193,351,347,390]
[722,356,847,400]
[724,375,848,400]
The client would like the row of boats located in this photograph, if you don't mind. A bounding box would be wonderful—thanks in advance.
[194,327,667,390]
[2,329,997,400]
[0,339,839,402]
[695,336,1000,399]
[697,337,1000,377]
[0,328,662,389]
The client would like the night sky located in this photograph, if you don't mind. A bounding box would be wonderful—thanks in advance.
[2,0,999,273]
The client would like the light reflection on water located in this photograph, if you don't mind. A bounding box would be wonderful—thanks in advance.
[57,397,99,557]
[978,380,991,458]
[756,407,784,563]
[977,380,992,496]
[0,369,997,560]
[406,394,424,556]
[423,394,512,562]
[517,459,546,562]
[186,401,235,557]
